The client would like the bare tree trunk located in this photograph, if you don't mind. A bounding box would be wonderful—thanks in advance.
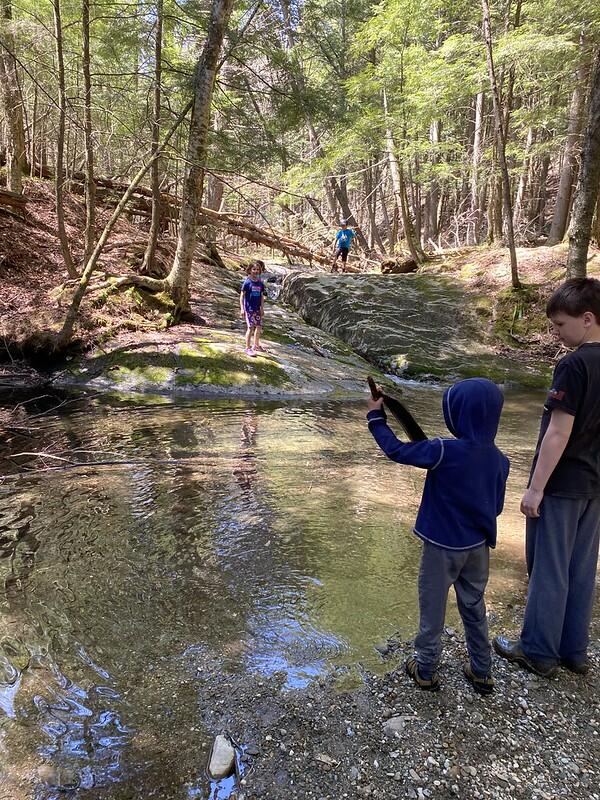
[482,0,520,287]
[567,50,600,278]
[383,89,427,264]
[469,91,485,244]
[142,0,164,275]
[378,184,394,251]
[306,122,337,222]
[363,160,385,253]
[165,0,235,310]
[513,125,534,233]
[52,0,77,278]
[82,0,96,265]
[29,78,38,176]
[592,189,600,246]
[529,150,551,235]
[548,40,589,245]
[0,0,26,193]
[328,174,370,252]
[425,121,441,242]
[410,160,422,244]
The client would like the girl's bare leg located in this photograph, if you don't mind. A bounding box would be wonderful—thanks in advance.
[245,325,253,349]
[253,326,262,350]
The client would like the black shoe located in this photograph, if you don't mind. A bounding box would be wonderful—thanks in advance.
[405,657,440,691]
[463,662,495,695]
[492,636,558,678]
[560,657,590,675]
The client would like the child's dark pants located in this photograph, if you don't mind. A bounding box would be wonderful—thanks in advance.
[415,541,491,679]
[521,494,600,666]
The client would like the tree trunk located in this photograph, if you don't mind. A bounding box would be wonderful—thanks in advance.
[592,188,600,246]
[328,175,370,252]
[425,121,441,242]
[0,0,26,193]
[378,184,394,251]
[547,40,589,245]
[567,50,600,278]
[469,91,485,244]
[142,0,164,275]
[482,0,520,287]
[530,150,551,235]
[383,89,427,264]
[29,79,38,177]
[82,0,96,266]
[513,125,534,233]
[56,99,194,346]
[52,0,77,278]
[165,0,235,311]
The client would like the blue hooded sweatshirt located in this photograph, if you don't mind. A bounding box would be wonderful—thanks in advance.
[367,378,510,550]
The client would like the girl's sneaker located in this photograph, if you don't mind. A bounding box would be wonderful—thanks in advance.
[244,347,256,357]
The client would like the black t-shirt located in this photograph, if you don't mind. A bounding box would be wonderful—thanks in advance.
[531,343,600,497]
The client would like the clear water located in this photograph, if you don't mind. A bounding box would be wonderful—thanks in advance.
[0,388,545,797]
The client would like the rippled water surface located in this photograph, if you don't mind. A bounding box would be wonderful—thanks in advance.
[0,388,546,797]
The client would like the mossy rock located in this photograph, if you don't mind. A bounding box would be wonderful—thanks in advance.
[93,341,291,390]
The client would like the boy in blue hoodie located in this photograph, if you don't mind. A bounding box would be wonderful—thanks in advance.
[367,378,510,694]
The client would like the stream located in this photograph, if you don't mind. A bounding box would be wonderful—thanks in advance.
[0,386,547,797]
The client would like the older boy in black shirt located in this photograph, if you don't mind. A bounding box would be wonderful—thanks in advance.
[494,278,600,677]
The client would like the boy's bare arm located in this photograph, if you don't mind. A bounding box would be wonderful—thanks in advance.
[521,409,574,517]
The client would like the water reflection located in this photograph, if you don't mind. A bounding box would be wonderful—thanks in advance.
[0,389,551,796]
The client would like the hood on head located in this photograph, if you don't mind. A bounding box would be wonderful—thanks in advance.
[442,378,504,442]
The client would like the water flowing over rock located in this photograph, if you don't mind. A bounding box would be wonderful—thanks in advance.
[280,273,549,386]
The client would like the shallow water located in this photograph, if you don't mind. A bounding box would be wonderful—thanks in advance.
[0,387,546,797]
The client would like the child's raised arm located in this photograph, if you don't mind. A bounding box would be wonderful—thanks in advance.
[367,409,443,470]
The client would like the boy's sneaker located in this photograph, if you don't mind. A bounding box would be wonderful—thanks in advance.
[405,657,440,692]
[244,347,256,357]
[463,662,495,695]
[560,657,590,675]
[493,636,558,678]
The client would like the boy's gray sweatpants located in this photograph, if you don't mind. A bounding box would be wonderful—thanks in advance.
[415,541,491,679]
[521,494,600,665]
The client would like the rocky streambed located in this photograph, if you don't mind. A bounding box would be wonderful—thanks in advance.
[195,628,600,800]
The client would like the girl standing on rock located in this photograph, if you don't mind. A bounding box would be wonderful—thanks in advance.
[240,260,266,357]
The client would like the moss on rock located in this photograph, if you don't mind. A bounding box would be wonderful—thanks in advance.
[91,340,292,390]
[492,285,548,348]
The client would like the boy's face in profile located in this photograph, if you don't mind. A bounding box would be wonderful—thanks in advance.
[248,265,261,280]
[549,311,597,348]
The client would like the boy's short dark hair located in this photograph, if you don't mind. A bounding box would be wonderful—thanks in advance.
[546,277,600,322]
[245,259,265,275]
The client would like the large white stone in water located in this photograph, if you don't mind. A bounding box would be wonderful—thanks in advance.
[208,734,236,779]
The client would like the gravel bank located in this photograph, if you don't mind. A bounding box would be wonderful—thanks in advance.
[188,623,600,800]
